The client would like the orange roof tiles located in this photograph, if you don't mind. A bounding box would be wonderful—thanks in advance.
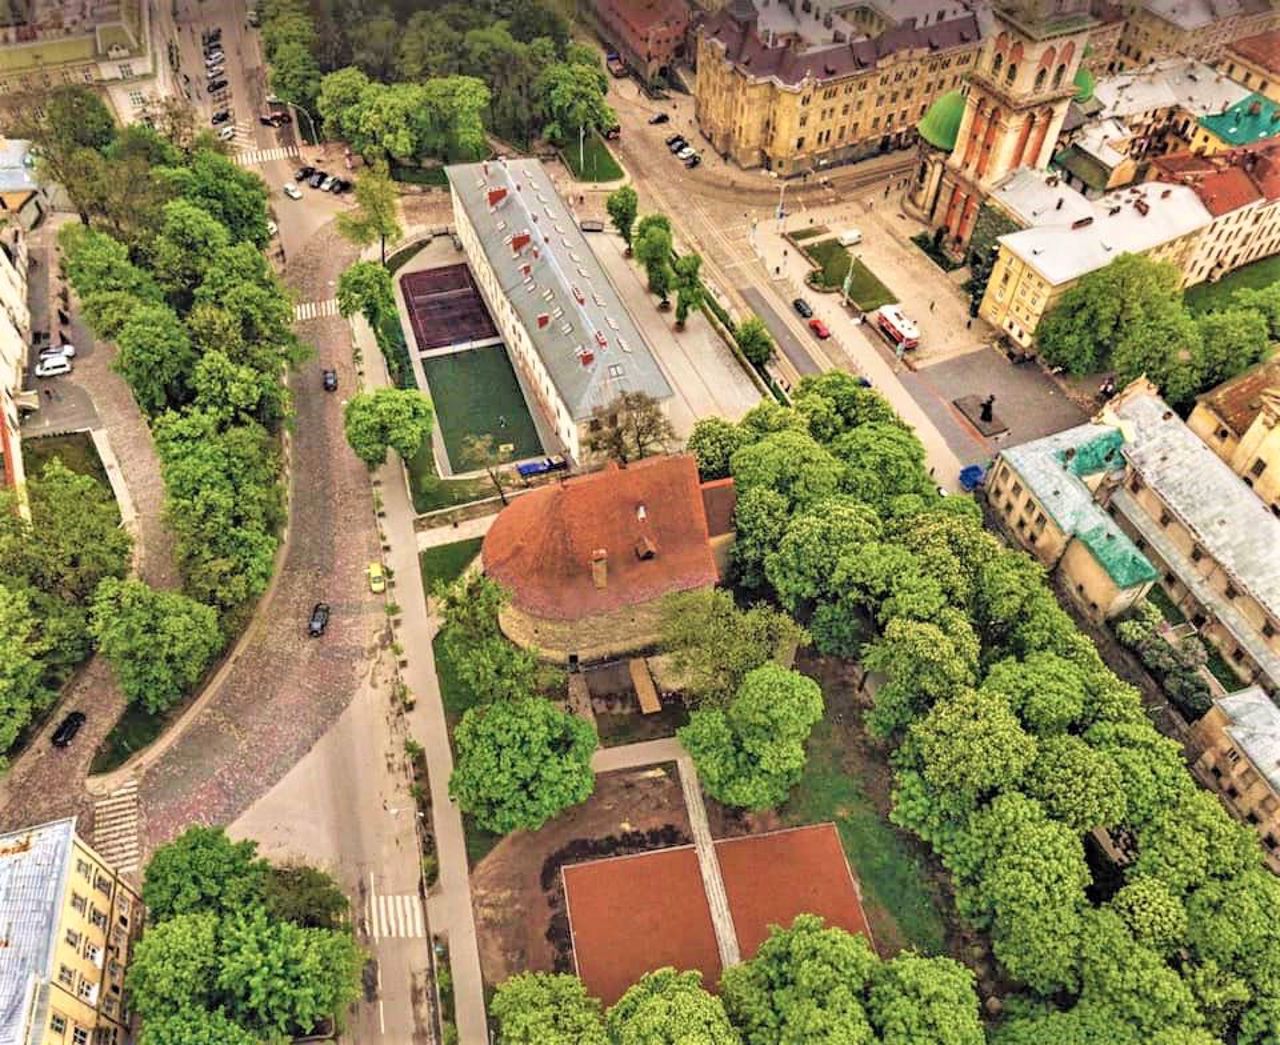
[1195,166,1264,215]
[1198,358,1280,437]
[482,455,720,621]
[1230,29,1280,78]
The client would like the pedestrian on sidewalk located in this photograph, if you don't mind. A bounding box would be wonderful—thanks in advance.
[929,300,936,312]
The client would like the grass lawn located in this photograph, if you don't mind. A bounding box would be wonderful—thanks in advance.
[562,133,624,182]
[783,707,949,956]
[1148,586,1186,625]
[1185,254,1280,315]
[595,702,689,748]
[406,435,493,514]
[420,537,484,594]
[90,704,171,775]
[422,346,543,470]
[390,163,448,187]
[23,432,110,487]
[800,239,897,309]
[464,815,503,867]
[790,226,830,242]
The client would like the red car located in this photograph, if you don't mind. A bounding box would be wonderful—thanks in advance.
[808,317,831,339]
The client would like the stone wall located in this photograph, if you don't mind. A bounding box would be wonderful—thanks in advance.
[499,598,670,664]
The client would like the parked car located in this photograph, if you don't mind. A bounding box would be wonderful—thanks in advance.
[208,78,228,93]
[330,178,351,193]
[218,126,236,141]
[667,138,687,154]
[649,112,670,124]
[319,175,336,192]
[516,455,568,479]
[35,356,72,378]
[792,298,813,318]
[211,110,231,125]
[308,602,330,637]
[51,711,86,748]
[808,317,831,339]
[684,154,701,169]
[259,114,277,126]
[676,146,696,160]
[202,27,222,43]
[322,368,338,392]
[603,125,621,141]
[308,171,327,188]
[367,563,385,594]
[295,165,315,181]
[282,182,303,200]
[837,228,863,246]
[247,8,260,25]
[38,343,75,359]
[266,219,278,237]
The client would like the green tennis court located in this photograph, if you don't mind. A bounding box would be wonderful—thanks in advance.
[422,346,544,471]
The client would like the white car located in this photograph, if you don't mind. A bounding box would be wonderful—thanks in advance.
[35,356,72,378]
[677,146,695,160]
[218,125,236,142]
[266,219,278,237]
[319,175,336,191]
[282,182,303,200]
[38,343,75,359]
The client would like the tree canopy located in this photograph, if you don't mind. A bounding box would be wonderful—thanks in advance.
[343,388,436,467]
[606,969,740,1045]
[490,972,607,1044]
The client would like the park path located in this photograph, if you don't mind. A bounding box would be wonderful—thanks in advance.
[416,512,497,551]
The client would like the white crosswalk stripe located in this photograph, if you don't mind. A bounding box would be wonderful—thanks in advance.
[92,779,141,874]
[368,891,426,940]
[235,145,300,168]
[293,298,340,321]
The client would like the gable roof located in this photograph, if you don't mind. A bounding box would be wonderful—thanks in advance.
[1197,357,1280,437]
[1217,687,1280,795]
[1228,28,1280,77]
[482,455,719,620]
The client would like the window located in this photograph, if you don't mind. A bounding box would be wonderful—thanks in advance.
[76,858,91,880]
[992,52,1003,77]
[1225,584,1238,600]
[796,136,805,149]
[1006,63,1017,84]
[1192,546,1204,563]
[1232,647,1246,663]
[1129,475,1142,493]
[1264,622,1276,639]
[70,893,86,915]
[1251,458,1267,478]
[1035,68,1047,90]
[65,928,81,948]
[1159,509,1171,527]
[59,964,75,987]
[90,907,108,930]
[50,1014,67,1034]
[1216,427,1230,440]
[1227,747,1241,763]
[72,1029,89,1045]
[1011,482,1022,498]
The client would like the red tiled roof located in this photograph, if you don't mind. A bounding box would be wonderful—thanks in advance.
[597,0,689,34]
[700,478,737,538]
[1150,140,1280,211]
[1230,29,1280,77]
[1198,358,1280,437]
[482,455,719,621]
[1194,166,1263,215]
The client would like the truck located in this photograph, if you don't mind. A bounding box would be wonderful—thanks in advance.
[516,456,568,479]
[876,304,921,351]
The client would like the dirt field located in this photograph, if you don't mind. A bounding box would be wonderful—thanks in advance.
[470,764,691,989]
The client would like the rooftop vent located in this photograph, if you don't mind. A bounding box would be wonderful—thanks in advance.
[537,313,550,328]
[635,535,657,561]
[637,504,647,521]
[1072,216,1094,229]
[1250,99,1263,116]
[1135,198,1149,215]
[1161,188,1172,197]
[572,285,586,304]
[511,231,532,254]
[487,187,508,208]
[579,348,596,367]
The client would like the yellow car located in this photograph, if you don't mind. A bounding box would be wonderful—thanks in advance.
[368,562,386,594]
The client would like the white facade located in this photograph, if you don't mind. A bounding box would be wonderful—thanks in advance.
[0,227,31,514]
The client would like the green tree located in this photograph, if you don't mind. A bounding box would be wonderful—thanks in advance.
[679,663,823,809]
[1232,282,1280,339]
[316,65,373,145]
[980,651,1088,735]
[1195,307,1269,388]
[160,147,272,246]
[1109,876,1188,957]
[268,39,322,111]
[607,185,639,249]
[343,388,436,468]
[449,698,597,833]
[686,416,748,481]
[868,951,985,1045]
[535,60,615,159]
[335,162,402,264]
[9,84,118,221]
[1037,253,1183,375]
[1111,300,1203,406]
[633,213,674,302]
[1084,719,1194,830]
[142,826,268,921]
[191,349,287,429]
[830,422,934,512]
[674,253,704,329]
[217,909,363,1036]
[731,485,791,591]
[0,584,50,760]
[606,968,739,1045]
[337,258,395,321]
[490,972,607,1044]
[765,496,881,612]
[127,912,220,1019]
[58,223,162,302]
[863,612,980,737]
[113,301,197,415]
[735,315,775,368]
[659,589,806,708]
[396,13,463,81]
[794,371,901,439]
[1024,733,1126,833]
[138,1007,259,1045]
[263,864,350,931]
[461,433,514,505]
[1133,788,1259,896]
[151,197,233,305]
[91,578,222,714]
[584,390,675,463]
[730,429,844,512]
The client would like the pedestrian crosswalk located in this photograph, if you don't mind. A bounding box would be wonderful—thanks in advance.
[235,145,300,168]
[92,779,141,874]
[294,298,340,321]
[369,891,426,940]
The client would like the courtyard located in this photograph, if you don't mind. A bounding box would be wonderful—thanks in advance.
[421,347,544,468]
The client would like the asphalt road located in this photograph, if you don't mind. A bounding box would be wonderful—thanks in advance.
[739,287,822,377]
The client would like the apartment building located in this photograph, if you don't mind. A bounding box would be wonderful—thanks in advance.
[978,179,1210,345]
[446,158,672,463]
[1104,379,1280,696]
[693,0,982,173]
[1113,0,1280,71]
[1190,687,1280,872]
[1189,358,1280,510]
[0,818,142,1045]
[1217,27,1280,104]
[0,221,32,515]
[586,0,689,83]
[1189,92,1280,154]
[989,422,1157,620]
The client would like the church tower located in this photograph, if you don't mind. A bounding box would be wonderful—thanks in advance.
[936,0,1096,249]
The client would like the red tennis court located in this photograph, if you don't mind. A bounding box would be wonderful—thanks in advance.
[399,264,499,352]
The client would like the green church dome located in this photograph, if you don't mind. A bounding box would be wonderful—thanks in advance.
[917,90,966,151]
[1073,66,1095,103]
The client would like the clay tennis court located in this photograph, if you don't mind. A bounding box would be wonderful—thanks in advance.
[563,823,869,1005]
[399,264,499,352]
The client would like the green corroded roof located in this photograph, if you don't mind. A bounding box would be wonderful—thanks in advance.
[1053,144,1111,191]
[918,90,965,151]
[1199,94,1280,147]
[1001,423,1155,591]
[1073,66,1095,104]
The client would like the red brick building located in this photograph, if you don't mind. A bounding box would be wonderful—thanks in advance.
[588,0,690,83]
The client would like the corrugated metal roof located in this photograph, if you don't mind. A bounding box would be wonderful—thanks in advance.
[446,159,672,422]
[0,819,75,1045]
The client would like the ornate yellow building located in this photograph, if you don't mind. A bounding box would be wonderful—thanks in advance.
[692,0,981,174]
[1113,0,1280,71]
[0,818,141,1045]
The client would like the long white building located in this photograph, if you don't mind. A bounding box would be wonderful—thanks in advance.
[447,158,672,463]
[0,224,32,516]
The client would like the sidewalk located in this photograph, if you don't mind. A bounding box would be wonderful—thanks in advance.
[416,512,497,551]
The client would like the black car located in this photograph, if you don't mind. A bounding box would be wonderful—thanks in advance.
[331,178,351,193]
[51,711,86,748]
[684,154,701,169]
[308,171,327,188]
[322,368,338,391]
[793,298,813,319]
[208,78,228,92]
[649,112,670,125]
[211,110,231,125]
[665,133,684,146]
[667,138,687,154]
[308,602,330,637]
[603,125,621,141]
[296,164,315,181]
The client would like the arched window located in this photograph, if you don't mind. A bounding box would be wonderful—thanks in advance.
[992,52,1004,77]
[1035,67,1047,90]
[1053,63,1067,88]
[1006,62,1017,84]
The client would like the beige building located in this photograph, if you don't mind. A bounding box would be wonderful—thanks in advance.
[979,179,1210,346]
[1217,28,1280,103]
[1190,687,1280,872]
[0,818,142,1045]
[0,219,33,515]
[989,421,1157,620]
[693,0,981,174]
[1113,0,1280,71]
[1104,380,1280,696]
[1189,359,1280,512]
[446,158,673,464]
